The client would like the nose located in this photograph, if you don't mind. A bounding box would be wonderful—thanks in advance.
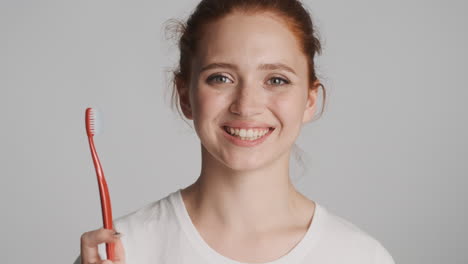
[229,82,264,117]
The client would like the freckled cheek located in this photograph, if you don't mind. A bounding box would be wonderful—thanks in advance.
[271,95,304,126]
[194,91,229,120]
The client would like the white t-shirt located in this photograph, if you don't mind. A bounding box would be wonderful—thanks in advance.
[78,189,395,264]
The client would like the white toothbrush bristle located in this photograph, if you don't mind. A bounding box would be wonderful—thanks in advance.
[88,107,103,135]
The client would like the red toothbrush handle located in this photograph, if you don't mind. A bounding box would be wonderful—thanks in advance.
[88,136,115,260]
[100,175,115,260]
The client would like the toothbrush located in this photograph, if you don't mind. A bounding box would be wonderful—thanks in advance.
[85,107,115,261]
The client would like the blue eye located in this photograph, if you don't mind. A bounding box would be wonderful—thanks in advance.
[206,75,290,86]
[268,77,290,86]
[207,74,232,84]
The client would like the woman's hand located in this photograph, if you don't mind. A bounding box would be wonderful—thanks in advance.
[80,227,126,264]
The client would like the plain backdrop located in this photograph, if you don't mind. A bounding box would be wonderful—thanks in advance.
[1,0,467,263]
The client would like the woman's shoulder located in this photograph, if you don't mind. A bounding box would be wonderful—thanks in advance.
[316,203,395,263]
[112,189,180,234]
[318,203,380,243]
[96,190,183,260]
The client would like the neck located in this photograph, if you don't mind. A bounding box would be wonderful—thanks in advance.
[181,145,306,235]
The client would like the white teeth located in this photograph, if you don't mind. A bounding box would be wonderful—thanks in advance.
[239,129,246,137]
[224,126,271,141]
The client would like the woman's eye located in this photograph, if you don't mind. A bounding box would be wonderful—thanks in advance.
[207,74,232,84]
[268,77,290,86]
[206,75,289,86]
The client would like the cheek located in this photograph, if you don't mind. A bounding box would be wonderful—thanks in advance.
[271,92,306,124]
[193,89,229,121]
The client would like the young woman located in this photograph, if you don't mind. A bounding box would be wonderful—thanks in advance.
[78,0,396,263]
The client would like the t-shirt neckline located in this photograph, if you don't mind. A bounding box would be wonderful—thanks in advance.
[170,188,323,264]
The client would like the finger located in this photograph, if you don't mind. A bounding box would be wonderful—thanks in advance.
[82,228,119,248]
[81,228,119,263]
[112,238,126,263]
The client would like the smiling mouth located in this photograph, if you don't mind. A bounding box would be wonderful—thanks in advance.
[222,126,275,141]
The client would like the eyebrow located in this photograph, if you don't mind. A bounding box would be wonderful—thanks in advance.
[200,62,297,75]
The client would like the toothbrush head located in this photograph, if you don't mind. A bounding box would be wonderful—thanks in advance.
[85,107,103,137]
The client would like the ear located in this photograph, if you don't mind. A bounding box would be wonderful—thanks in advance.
[176,76,193,120]
[302,80,320,124]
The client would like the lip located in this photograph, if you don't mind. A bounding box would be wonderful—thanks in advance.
[220,126,275,147]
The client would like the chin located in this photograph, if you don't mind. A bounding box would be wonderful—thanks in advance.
[221,156,272,172]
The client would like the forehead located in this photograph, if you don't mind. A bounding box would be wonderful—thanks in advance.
[193,12,307,70]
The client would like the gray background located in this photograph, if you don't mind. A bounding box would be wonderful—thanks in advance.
[1,0,467,263]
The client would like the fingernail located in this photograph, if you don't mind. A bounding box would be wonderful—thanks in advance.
[113,231,122,237]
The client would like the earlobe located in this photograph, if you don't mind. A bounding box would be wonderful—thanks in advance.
[180,97,193,120]
[302,81,320,124]
[176,77,193,120]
